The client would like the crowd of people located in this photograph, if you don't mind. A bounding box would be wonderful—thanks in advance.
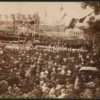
[0,33,99,99]
[32,34,92,49]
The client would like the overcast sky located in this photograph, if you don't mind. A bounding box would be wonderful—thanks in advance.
[0,2,95,26]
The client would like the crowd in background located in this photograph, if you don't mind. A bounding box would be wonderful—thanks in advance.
[32,34,92,50]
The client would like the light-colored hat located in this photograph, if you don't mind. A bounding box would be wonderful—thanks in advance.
[14,86,20,91]
[90,60,94,64]
[56,84,61,90]
[57,68,61,71]
[40,71,45,75]
[45,70,48,74]
[30,64,35,68]
[8,86,12,91]
[62,65,66,69]
[49,88,55,95]
[61,89,66,93]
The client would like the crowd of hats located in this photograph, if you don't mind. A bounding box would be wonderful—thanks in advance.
[32,34,89,48]
[0,39,99,99]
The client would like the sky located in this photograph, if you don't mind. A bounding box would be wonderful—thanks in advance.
[0,2,95,26]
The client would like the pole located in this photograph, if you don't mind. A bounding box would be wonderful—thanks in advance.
[93,33,95,52]
[57,3,63,47]
[34,23,35,40]
[57,36,60,47]
[18,32,20,43]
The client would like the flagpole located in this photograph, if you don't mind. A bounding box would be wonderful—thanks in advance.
[34,18,35,41]
[79,10,94,23]
[5,5,7,29]
[44,5,47,24]
[68,10,94,29]
[37,12,39,37]
[19,3,21,25]
[18,3,22,44]
[57,3,64,47]
[84,10,94,18]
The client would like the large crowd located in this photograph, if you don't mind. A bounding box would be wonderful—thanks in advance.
[0,34,99,99]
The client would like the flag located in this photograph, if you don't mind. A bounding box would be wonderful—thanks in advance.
[79,11,93,23]
[68,18,78,28]
[60,13,67,22]
[45,10,47,18]
[60,6,63,11]
[79,16,86,23]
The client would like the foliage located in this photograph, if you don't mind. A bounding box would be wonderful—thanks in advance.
[81,2,100,53]
[81,2,100,15]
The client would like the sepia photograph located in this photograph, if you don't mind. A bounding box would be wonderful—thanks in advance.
[0,1,99,99]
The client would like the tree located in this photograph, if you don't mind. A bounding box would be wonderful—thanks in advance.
[81,2,100,15]
[81,2,100,54]
[87,19,100,53]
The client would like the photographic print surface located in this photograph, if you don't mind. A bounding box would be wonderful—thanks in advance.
[0,2,99,99]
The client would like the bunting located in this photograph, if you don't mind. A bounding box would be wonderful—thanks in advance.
[79,16,87,23]
[68,11,94,29]
[79,11,94,23]
[68,18,78,28]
